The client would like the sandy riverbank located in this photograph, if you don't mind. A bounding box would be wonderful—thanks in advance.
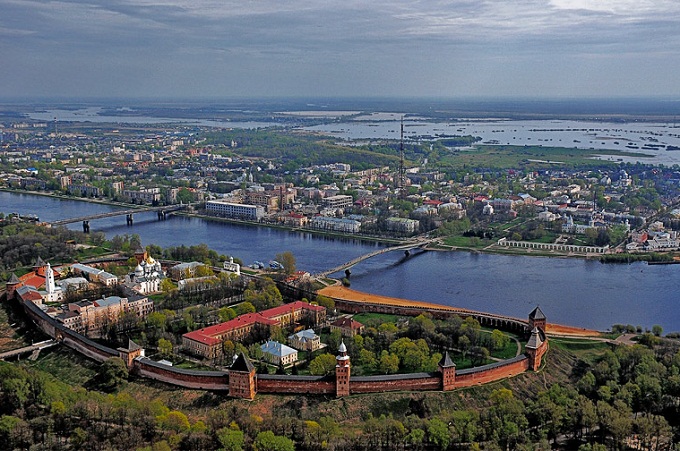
[318,285,601,337]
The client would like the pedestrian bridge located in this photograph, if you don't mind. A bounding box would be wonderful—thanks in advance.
[314,240,433,279]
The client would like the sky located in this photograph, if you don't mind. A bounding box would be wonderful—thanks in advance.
[2,0,680,100]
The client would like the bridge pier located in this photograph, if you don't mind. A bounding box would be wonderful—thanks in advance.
[83,220,90,233]
[157,211,167,220]
[126,214,134,226]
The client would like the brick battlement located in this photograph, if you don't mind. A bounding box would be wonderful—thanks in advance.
[14,291,547,399]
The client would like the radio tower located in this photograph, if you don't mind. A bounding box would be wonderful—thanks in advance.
[397,116,405,193]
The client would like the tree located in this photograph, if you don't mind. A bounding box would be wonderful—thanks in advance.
[157,410,190,433]
[157,338,173,358]
[315,295,335,312]
[490,329,510,351]
[427,417,451,450]
[217,427,244,451]
[160,278,176,293]
[96,357,128,392]
[275,251,296,276]
[253,430,295,451]
[651,325,663,336]
[379,351,400,374]
[309,354,337,376]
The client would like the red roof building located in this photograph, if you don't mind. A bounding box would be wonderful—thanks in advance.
[182,301,326,359]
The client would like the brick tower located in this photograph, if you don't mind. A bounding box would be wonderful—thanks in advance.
[528,306,546,332]
[525,327,547,371]
[229,353,256,400]
[438,351,456,391]
[335,340,350,397]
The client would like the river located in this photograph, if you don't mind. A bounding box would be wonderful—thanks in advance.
[2,191,678,333]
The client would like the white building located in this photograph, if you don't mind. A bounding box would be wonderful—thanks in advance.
[310,216,361,233]
[260,340,298,366]
[206,200,265,220]
[322,195,353,209]
[385,217,419,234]
[124,255,165,294]
[223,257,241,275]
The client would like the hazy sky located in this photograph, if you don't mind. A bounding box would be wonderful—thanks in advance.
[2,0,680,99]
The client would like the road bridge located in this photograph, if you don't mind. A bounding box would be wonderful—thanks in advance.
[314,240,433,279]
[50,204,188,231]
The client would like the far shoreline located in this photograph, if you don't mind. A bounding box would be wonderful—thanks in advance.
[0,187,645,262]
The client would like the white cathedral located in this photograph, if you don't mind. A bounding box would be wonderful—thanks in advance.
[124,255,165,294]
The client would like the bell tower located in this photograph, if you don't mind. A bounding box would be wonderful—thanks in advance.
[335,340,350,397]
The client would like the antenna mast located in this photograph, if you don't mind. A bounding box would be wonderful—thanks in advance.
[398,116,405,192]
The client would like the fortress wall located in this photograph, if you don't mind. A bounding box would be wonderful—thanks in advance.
[134,360,230,391]
[257,376,335,395]
[60,333,117,363]
[332,299,529,333]
[21,296,542,398]
[24,299,117,362]
[350,375,441,394]
[22,299,57,338]
[455,357,529,389]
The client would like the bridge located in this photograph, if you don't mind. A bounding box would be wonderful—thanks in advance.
[51,204,188,231]
[0,339,58,361]
[314,240,433,279]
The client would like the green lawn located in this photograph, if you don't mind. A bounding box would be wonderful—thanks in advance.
[549,338,610,364]
[353,312,401,325]
[28,347,97,386]
[442,236,493,248]
[440,145,651,170]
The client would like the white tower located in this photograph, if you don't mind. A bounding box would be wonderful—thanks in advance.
[45,263,55,294]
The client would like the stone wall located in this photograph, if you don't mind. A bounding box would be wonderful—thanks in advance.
[350,373,441,394]
[19,296,546,398]
[134,360,230,391]
[455,356,529,389]
[257,375,335,395]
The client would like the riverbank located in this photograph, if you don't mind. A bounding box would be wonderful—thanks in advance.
[180,211,409,246]
[0,188,141,211]
[318,285,601,337]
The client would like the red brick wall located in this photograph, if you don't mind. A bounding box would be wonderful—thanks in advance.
[135,361,230,391]
[350,377,441,394]
[455,359,529,389]
[256,378,335,395]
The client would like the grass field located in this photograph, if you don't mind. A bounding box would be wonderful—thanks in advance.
[353,312,402,325]
[549,338,610,365]
[440,145,651,169]
[28,346,97,386]
[442,236,493,248]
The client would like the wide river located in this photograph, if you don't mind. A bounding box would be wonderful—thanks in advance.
[2,191,679,333]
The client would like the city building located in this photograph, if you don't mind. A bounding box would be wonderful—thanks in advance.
[288,329,321,352]
[330,317,365,337]
[205,200,265,220]
[310,216,361,233]
[260,340,298,366]
[182,301,326,359]
[54,294,153,337]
